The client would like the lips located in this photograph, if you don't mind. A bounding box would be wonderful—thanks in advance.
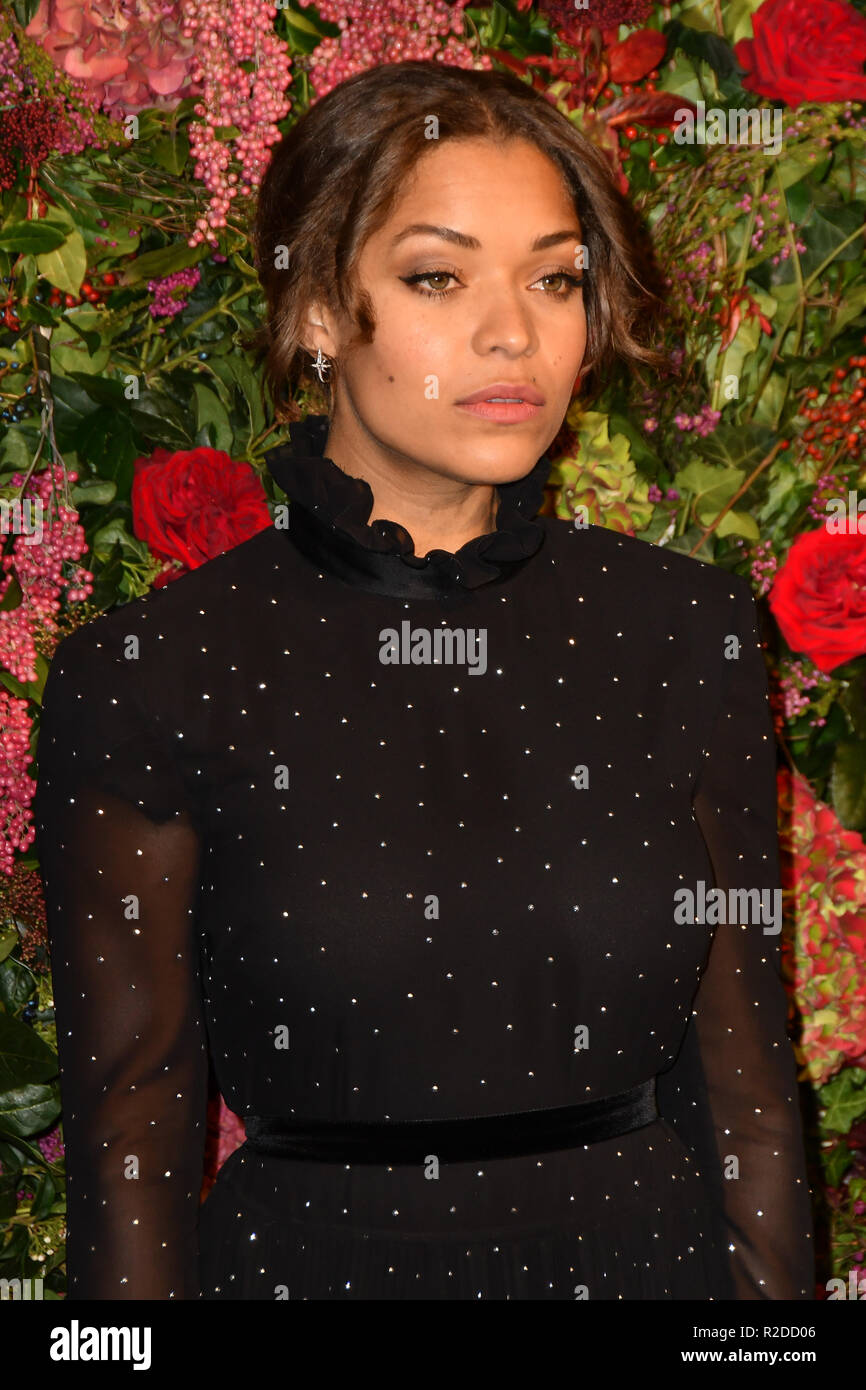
[456,382,545,406]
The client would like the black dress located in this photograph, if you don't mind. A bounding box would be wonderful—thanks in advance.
[34,414,815,1301]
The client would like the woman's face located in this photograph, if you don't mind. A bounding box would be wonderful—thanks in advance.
[317,135,588,486]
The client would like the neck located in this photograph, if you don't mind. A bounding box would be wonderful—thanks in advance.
[323,411,501,559]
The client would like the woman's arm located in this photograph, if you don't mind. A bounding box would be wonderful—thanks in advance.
[34,623,209,1299]
[662,575,815,1299]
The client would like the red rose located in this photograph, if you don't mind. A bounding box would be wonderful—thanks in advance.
[768,528,866,673]
[735,0,866,106]
[131,445,272,588]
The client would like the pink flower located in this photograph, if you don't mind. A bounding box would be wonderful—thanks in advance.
[25,0,197,120]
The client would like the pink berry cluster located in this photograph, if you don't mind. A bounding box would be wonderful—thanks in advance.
[0,466,93,687]
[0,690,36,874]
[148,265,201,319]
[0,467,93,875]
[0,34,30,105]
[298,0,492,98]
[179,0,293,248]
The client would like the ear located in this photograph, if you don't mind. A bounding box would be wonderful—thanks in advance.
[300,300,341,358]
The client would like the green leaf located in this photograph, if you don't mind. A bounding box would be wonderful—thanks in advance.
[819,1066,866,1134]
[700,422,776,472]
[91,518,148,557]
[839,679,866,741]
[35,230,87,296]
[119,241,205,286]
[207,354,265,439]
[51,311,111,375]
[150,131,190,176]
[798,202,865,277]
[0,670,28,699]
[0,1011,57,1089]
[0,1083,60,1140]
[28,1166,57,1221]
[128,390,193,447]
[750,371,790,430]
[0,221,67,254]
[663,16,740,81]
[73,406,137,489]
[278,0,338,52]
[488,0,510,46]
[776,147,824,192]
[712,507,760,541]
[0,1136,42,1172]
[0,573,22,612]
[0,427,33,472]
[65,372,128,408]
[193,382,233,453]
[0,957,37,1015]
[0,1173,18,1221]
[830,282,866,337]
[70,478,117,507]
[821,1136,856,1187]
[0,928,19,965]
[830,740,866,830]
[608,412,662,470]
[676,460,743,506]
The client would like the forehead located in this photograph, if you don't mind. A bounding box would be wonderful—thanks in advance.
[374,136,580,241]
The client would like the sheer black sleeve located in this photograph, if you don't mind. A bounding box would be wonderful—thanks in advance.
[33,620,208,1299]
[659,575,815,1300]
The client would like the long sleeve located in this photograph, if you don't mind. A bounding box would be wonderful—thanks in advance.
[658,575,815,1300]
[32,620,209,1300]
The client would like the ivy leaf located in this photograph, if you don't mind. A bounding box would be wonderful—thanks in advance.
[701,423,776,472]
[36,229,87,296]
[675,460,743,513]
[819,1067,866,1134]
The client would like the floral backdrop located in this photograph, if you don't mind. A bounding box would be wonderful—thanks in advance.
[1,0,865,1299]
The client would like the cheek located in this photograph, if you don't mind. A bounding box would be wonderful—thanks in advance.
[341,318,449,427]
[355,308,455,393]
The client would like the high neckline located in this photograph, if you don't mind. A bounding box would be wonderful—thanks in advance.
[263,414,550,600]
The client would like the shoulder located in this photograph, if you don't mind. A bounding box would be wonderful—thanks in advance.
[539,516,754,615]
[44,526,281,713]
[49,527,280,665]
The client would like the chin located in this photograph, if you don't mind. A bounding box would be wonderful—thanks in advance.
[449,427,550,466]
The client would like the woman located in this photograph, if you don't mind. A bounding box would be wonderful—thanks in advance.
[34,59,814,1300]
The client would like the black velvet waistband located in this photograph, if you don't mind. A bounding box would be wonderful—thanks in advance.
[242,1077,659,1164]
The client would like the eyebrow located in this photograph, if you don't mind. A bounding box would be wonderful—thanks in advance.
[390,224,582,252]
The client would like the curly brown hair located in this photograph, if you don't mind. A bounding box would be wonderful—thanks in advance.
[248,59,669,424]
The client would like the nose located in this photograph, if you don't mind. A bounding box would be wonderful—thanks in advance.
[470,281,538,358]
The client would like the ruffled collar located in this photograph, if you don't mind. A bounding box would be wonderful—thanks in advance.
[263,414,550,600]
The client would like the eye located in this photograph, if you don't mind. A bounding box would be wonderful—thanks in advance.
[400,270,459,300]
[534,270,586,297]
[400,267,587,302]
